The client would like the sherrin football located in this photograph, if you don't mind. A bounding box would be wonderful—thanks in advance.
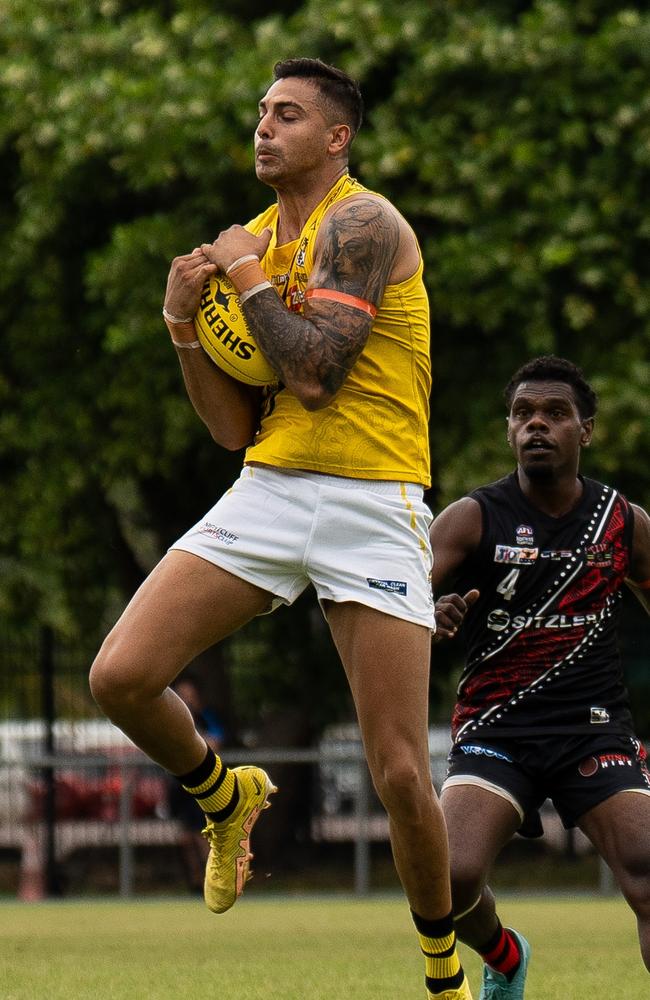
[194,273,276,386]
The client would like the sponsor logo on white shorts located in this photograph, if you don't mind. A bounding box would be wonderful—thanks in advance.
[367,578,407,596]
[198,522,239,546]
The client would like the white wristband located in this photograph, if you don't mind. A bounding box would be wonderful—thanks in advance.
[239,280,272,304]
[171,339,201,349]
[226,254,259,275]
[163,306,194,324]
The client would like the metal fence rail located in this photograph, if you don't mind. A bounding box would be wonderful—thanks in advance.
[0,628,632,901]
[0,745,397,899]
[0,742,616,900]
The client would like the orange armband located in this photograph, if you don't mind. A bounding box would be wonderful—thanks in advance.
[305,288,378,318]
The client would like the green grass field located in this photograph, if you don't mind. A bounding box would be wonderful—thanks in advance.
[0,895,645,998]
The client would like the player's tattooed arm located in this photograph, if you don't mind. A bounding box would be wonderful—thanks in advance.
[310,195,401,303]
[626,504,650,615]
[241,196,400,410]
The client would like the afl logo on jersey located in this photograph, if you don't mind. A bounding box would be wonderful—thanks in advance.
[515,524,535,546]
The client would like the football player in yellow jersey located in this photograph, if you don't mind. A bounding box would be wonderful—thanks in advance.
[90,58,472,1000]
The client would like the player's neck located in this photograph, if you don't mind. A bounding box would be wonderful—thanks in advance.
[274,165,349,243]
[517,469,584,518]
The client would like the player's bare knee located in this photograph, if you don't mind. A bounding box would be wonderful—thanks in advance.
[89,647,113,709]
[449,859,485,914]
[617,864,650,919]
[371,756,434,822]
[89,644,154,716]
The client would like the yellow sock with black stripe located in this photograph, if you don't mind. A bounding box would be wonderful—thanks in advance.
[178,746,239,821]
[411,909,468,998]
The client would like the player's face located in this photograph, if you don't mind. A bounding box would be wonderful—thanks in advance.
[507,381,593,480]
[255,78,335,188]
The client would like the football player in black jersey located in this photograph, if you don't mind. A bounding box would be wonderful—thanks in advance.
[430,356,650,997]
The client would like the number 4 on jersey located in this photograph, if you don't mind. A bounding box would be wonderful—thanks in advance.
[496,568,520,601]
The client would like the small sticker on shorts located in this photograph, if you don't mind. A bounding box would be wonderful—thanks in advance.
[590,707,610,724]
[367,578,407,596]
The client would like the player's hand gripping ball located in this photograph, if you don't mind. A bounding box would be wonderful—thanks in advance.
[194,273,276,386]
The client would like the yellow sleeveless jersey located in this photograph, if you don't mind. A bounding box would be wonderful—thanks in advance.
[243,174,431,486]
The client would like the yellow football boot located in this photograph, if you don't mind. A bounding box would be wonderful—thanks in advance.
[429,977,474,999]
[201,765,277,913]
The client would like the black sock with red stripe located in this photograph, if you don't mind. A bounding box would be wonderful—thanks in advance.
[478,921,521,980]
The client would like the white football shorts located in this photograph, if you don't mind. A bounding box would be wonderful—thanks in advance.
[170,465,435,629]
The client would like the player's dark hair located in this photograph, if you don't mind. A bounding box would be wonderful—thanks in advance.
[504,355,598,419]
[273,58,364,140]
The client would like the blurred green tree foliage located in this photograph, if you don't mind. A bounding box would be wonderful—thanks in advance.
[1,0,648,731]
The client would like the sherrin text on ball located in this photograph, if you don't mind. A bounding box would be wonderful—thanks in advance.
[194,273,276,386]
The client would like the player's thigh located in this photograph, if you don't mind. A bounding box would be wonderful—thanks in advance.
[325,600,432,761]
[94,550,272,692]
[441,783,521,884]
[311,481,434,630]
[578,790,650,892]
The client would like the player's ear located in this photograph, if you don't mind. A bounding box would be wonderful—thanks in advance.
[580,417,594,447]
[329,123,351,156]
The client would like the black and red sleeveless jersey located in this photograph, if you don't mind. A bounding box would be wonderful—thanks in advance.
[449,473,636,741]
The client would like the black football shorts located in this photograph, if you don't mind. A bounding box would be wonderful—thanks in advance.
[443,733,650,835]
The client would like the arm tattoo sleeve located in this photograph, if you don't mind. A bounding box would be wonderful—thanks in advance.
[241,196,401,399]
